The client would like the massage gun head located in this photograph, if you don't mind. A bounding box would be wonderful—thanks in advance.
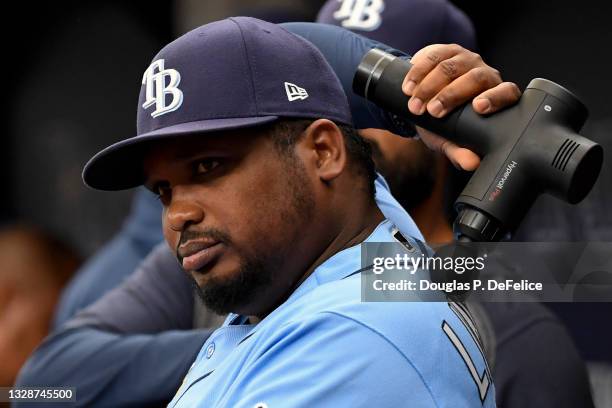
[524,78,603,205]
[454,78,603,240]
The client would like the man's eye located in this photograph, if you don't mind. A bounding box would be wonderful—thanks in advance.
[196,159,220,174]
[155,185,171,202]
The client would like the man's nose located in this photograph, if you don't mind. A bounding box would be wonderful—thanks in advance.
[165,186,204,232]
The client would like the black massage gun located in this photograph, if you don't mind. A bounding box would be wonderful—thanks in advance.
[353,48,603,242]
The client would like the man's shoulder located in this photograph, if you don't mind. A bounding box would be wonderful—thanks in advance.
[267,275,467,362]
[290,274,448,318]
[252,277,496,406]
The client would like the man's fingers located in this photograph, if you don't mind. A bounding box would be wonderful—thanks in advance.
[423,66,502,118]
[443,143,481,171]
[402,44,464,95]
[472,81,522,114]
[407,53,480,115]
[403,44,516,120]
[417,126,481,171]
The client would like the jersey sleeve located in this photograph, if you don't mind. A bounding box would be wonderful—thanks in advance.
[281,22,416,136]
[14,327,211,407]
[15,242,211,407]
[53,188,164,327]
[65,242,195,333]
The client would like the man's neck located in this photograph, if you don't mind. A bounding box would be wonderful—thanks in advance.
[410,158,453,244]
[250,200,385,323]
[286,200,384,300]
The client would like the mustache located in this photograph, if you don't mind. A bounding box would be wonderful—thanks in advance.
[176,227,231,264]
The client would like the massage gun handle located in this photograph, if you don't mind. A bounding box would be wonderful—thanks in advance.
[358,51,591,154]
[358,55,491,155]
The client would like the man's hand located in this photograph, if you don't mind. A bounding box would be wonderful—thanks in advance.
[402,44,521,170]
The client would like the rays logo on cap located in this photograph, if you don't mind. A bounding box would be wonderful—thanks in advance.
[333,0,385,31]
[141,59,184,118]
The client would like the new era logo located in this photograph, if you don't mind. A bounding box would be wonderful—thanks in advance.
[284,82,308,101]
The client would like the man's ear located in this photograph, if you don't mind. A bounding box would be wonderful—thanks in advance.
[299,119,347,182]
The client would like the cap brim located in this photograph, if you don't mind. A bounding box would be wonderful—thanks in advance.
[82,116,279,191]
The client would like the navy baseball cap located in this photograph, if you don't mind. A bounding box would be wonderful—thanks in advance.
[83,17,352,191]
[316,0,476,54]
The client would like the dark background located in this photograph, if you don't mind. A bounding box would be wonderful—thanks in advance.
[3,0,611,359]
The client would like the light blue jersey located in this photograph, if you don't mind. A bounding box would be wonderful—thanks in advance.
[169,218,495,407]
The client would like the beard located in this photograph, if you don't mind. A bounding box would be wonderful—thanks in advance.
[178,153,315,316]
[188,252,273,316]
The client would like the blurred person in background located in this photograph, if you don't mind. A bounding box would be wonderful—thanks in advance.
[0,225,79,387]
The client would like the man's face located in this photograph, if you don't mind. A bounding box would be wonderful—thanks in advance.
[144,127,315,316]
[359,129,437,210]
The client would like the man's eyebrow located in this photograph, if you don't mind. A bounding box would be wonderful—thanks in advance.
[172,145,225,161]
[173,150,201,161]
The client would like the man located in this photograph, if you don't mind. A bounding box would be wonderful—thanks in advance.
[87,17,510,406]
[17,19,518,406]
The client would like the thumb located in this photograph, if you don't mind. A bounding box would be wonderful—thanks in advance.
[416,127,480,171]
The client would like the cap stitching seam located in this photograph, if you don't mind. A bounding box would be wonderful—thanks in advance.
[286,27,320,68]
[230,18,259,115]
[288,30,352,124]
